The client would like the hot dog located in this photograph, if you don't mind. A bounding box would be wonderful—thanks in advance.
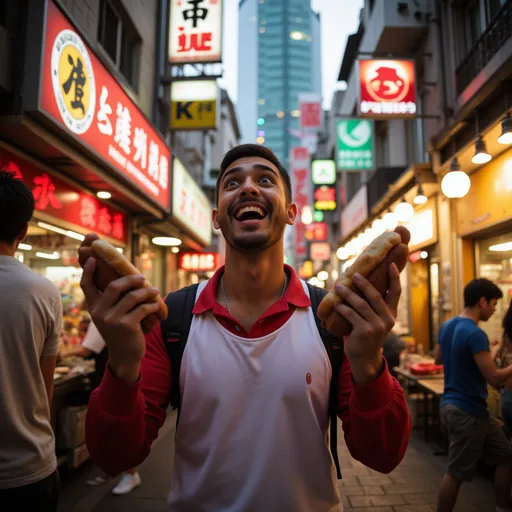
[317,226,410,333]
[78,235,167,333]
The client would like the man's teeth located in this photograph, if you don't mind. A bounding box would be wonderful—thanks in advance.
[236,206,265,218]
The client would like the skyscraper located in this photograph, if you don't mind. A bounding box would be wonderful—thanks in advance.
[238,0,322,166]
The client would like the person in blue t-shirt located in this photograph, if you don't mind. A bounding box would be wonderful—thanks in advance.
[435,278,512,512]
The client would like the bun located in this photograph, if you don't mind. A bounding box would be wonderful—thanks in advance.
[317,228,409,332]
[90,239,168,322]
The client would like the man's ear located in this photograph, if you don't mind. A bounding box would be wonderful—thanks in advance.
[17,223,29,243]
[286,202,298,226]
[213,208,220,230]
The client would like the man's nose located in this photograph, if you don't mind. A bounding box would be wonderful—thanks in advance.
[239,178,259,196]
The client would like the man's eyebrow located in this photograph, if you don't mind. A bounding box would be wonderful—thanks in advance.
[222,164,279,181]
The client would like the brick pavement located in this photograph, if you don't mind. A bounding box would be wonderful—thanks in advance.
[59,411,496,511]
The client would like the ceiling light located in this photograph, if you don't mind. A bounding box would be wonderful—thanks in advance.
[171,247,179,254]
[152,237,182,247]
[317,270,329,281]
[414,184,427,205]
[97,191,112,199]
[441,159,471,198]
[18,243,32,251]
[36,251,60,260]
[290,30,304,40]
[36,221,85,241]
[498,114,512,145]
[472,136,492,164]
[489,241,512,252]
[394,198,414,223]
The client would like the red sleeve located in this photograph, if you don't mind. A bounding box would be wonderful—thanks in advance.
[85,323,172,476]
[337,357,411,474]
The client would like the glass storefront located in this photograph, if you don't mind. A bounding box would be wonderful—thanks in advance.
[477,230,512,344]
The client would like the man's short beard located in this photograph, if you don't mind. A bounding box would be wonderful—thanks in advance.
[226,232,282,253]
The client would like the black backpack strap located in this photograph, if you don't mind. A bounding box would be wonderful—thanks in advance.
[161,283,199,426]
[307,282,344,480]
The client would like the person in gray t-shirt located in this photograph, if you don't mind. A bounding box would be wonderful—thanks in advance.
[0,168,62,511]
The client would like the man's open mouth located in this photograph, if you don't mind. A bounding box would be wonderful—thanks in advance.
[233,204,268,222]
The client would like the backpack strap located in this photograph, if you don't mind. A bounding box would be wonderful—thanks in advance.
[306,282,344,480]
[161,283,199,426]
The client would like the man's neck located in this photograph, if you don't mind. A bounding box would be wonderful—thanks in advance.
[459,308,480,325]
[0,243,15,257]
[222,243,287,305]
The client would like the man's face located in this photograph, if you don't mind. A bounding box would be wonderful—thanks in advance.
[480,298,498,322]
[213,157,297,252]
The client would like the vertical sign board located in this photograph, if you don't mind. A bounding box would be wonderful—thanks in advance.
[290,147,311,259]
[299,93,322,131]
[169,0,223,64]
[358,59,417,119]
[40,0,171,211]
[337,119,374,171]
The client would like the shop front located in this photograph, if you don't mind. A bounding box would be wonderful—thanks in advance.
[455,148,512,344]
[0,0,173,469]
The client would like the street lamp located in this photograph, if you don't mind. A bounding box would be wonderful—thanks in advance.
[394,197,414,223]
[472,136,491,164]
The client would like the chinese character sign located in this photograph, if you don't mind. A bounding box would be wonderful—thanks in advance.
[172,158,212,246]
[359,59,417,119]
[169,0,223,64]
[299,93,322,131]
[337,119,374,171]
[41,1,171,210]
[290,147,311,258]
[0,147,128,243]
[179,252,220,272]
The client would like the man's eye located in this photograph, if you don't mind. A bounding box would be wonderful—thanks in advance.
[226,179,238,187]
[260,176,273,184]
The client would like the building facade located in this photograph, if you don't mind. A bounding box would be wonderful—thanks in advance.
[238,0,322,165]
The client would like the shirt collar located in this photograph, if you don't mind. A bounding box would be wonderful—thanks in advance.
[192,264,311,314]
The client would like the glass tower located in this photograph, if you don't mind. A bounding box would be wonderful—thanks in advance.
[238,0,322,166]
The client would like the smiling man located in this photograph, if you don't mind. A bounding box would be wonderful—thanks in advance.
[81,144,410,511]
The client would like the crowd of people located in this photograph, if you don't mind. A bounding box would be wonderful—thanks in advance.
[0,145,511,512]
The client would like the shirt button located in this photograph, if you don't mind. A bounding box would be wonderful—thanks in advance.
[235,325,241,332]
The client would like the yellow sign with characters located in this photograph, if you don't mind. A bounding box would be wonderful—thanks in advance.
[170,80,218,130]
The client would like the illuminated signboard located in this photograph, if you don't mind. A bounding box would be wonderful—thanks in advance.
[170,80,218,130]
[314,186,336,211]
[359,59,417,119]
[310,242,331,261]
[337,119,374,171]
[180,252,220,272]
[312,160,336,185]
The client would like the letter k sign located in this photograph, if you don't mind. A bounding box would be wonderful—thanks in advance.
[177,102,192,119]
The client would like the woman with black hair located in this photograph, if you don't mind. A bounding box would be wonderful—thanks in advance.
[496,301,512,437]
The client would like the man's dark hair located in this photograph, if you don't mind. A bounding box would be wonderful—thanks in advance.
[463,278,503,308]
[216,144,292,205]
[0,169,35,244]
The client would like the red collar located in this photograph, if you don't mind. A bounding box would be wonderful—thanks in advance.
[192,264,311,315]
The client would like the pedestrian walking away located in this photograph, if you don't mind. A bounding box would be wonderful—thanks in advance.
[0,169,62,511]
[79,144,412,511]
[435,278,512,512]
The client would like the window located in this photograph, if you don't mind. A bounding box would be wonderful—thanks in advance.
[98,0,140,90]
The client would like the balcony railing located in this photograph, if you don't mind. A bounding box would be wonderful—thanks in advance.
[455,0,512,96]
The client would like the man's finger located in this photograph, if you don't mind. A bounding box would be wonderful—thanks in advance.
[384,263,402,318]
[125,302,162,326]
[100,274,146,310]
[335,282,378,324]
[333,302,364,327]
[80,257,101,305]
[110,286,160,318]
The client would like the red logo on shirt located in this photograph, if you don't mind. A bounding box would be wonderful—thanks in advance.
[306,373,312,385]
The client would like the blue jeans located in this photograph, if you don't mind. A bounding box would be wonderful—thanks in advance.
[500,388,512,438]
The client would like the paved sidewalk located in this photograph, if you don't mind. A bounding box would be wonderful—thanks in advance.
[59,412,496,511]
